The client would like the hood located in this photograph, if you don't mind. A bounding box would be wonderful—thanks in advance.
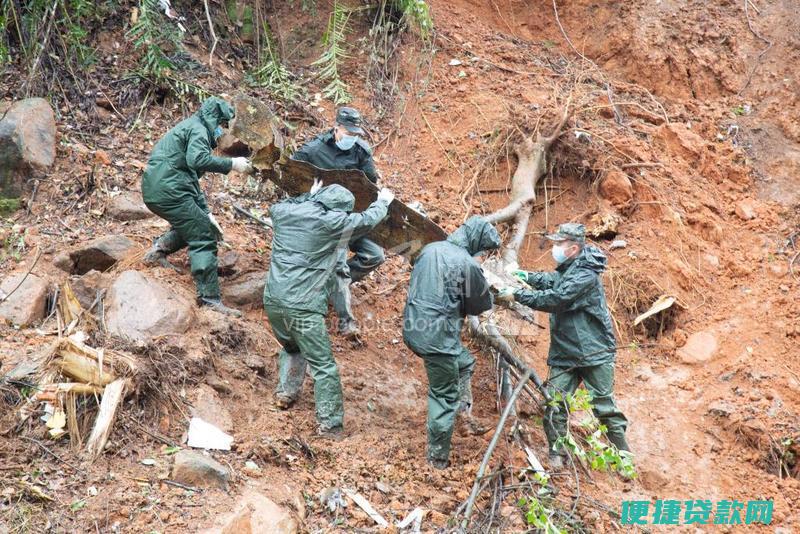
[313,184,355,212]
[447,215,502,256]
[197,97,235,146]
[571,245,608,273]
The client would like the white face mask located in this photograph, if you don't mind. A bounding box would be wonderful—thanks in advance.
[336,134,358,151]
[552,244,570,264]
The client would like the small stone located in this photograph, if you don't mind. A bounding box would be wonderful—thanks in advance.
[734,199,756,221]
[610,239,627,250]
[217,251,239,276]
[107,191,153,221]
[191,384,233,433]
[171,450,230,490]
[59,235,138,274]
[676,330,718,364]
[221,271,266,310]
[69,269,111,309]
[599,170,634,206]
[0,273,49,327]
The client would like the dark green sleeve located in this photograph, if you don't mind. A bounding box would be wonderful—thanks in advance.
[525,271,558,289]
[515,270,595,313]
[324,200,388,240]
[186,126,232,174]
[359,152,380,184]
[463,262,493,316]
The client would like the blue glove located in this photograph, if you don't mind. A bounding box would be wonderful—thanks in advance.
[511,270,528,284]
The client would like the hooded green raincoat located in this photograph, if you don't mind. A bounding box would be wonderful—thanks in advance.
[402,216,501,463]
[141,97,235,298]
[263,185,389,430]
[513,245,617,368]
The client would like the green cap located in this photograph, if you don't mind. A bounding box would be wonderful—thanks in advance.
[546,223,586,243]
[336,107,365,135]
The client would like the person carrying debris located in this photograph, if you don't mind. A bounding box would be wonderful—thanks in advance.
[264,179,394,437]
[496,223,630,468]
[141,96,253,317]
[403,216,502,469]
[292,107,383,339]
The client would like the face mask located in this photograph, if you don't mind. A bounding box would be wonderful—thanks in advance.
[214,126,224,139]
[336,134,358,151]
[552,244,569,264]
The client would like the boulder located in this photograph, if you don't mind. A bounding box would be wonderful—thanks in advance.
[107,191,153,221]
[57,235,137,274]
[598,170,633,206]
[0,273,49,327]
[677,331,718,364]
[190,384,233,432]
[69,269,112,309]
[221,271,266,309]
[105,270,194,342]
[217,251,239,276]
[200,490,298,534]
[171,450,230,490]
[734,199,756,221]
[0,98,56,198]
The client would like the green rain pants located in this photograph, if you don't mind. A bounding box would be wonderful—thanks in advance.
[544,362,629,454]
[420,349,476,462]
[145,196,220,299]
[265,304,344,430]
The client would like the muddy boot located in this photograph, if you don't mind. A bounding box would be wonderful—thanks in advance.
[198,297,242,318]
[428,458,449,470]
[607,431,631,453]
[143,247,183,273]
[274,393,296,410]
[316,424,345,441]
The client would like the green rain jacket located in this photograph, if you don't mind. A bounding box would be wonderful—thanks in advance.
[141,97,235,209]
[263,184,389,314]
[292,130,380,184]
[403,216,501,356]
[514,245,617,368]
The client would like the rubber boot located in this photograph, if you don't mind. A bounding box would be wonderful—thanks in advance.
[198,297,242,318]
[428,458,449,470]
[143,246,183,273]
[607,431,631,452]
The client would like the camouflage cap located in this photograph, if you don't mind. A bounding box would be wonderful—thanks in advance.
[336,107,365,135]
[546,222,586,243]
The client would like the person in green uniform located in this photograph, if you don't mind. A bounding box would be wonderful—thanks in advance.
[292,107,383,339]
[403,216,502,469]
[141,96,253,317]
[497,223,630,468]
[264,180,394,436]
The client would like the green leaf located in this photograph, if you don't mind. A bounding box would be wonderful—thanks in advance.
[70,499,87,512]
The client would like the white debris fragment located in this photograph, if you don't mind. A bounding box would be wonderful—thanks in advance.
[187,417,233,451]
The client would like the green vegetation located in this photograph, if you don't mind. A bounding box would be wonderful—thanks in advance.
[312,1,354,105]
[247,22,303,101]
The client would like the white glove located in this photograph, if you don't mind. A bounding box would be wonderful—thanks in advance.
[377,188,395,205]
[310,178,323,195]
[231,157,253,174]
[208,213,224,239]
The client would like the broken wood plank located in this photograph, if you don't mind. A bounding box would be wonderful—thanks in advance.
[343,488,389,529]
[85,378,128,458]
[231,94,283,162]
[275,158,447,257]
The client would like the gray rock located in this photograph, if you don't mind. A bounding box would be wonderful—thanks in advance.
[0,98,56,198]
[105,270,194,342]
[57,235,138,274]
[190,384,233,432]
[0,273,49,327]
[222,271,266,309]
[217,251,239,276]
[171,450,230,490]
[107,191,153,221]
